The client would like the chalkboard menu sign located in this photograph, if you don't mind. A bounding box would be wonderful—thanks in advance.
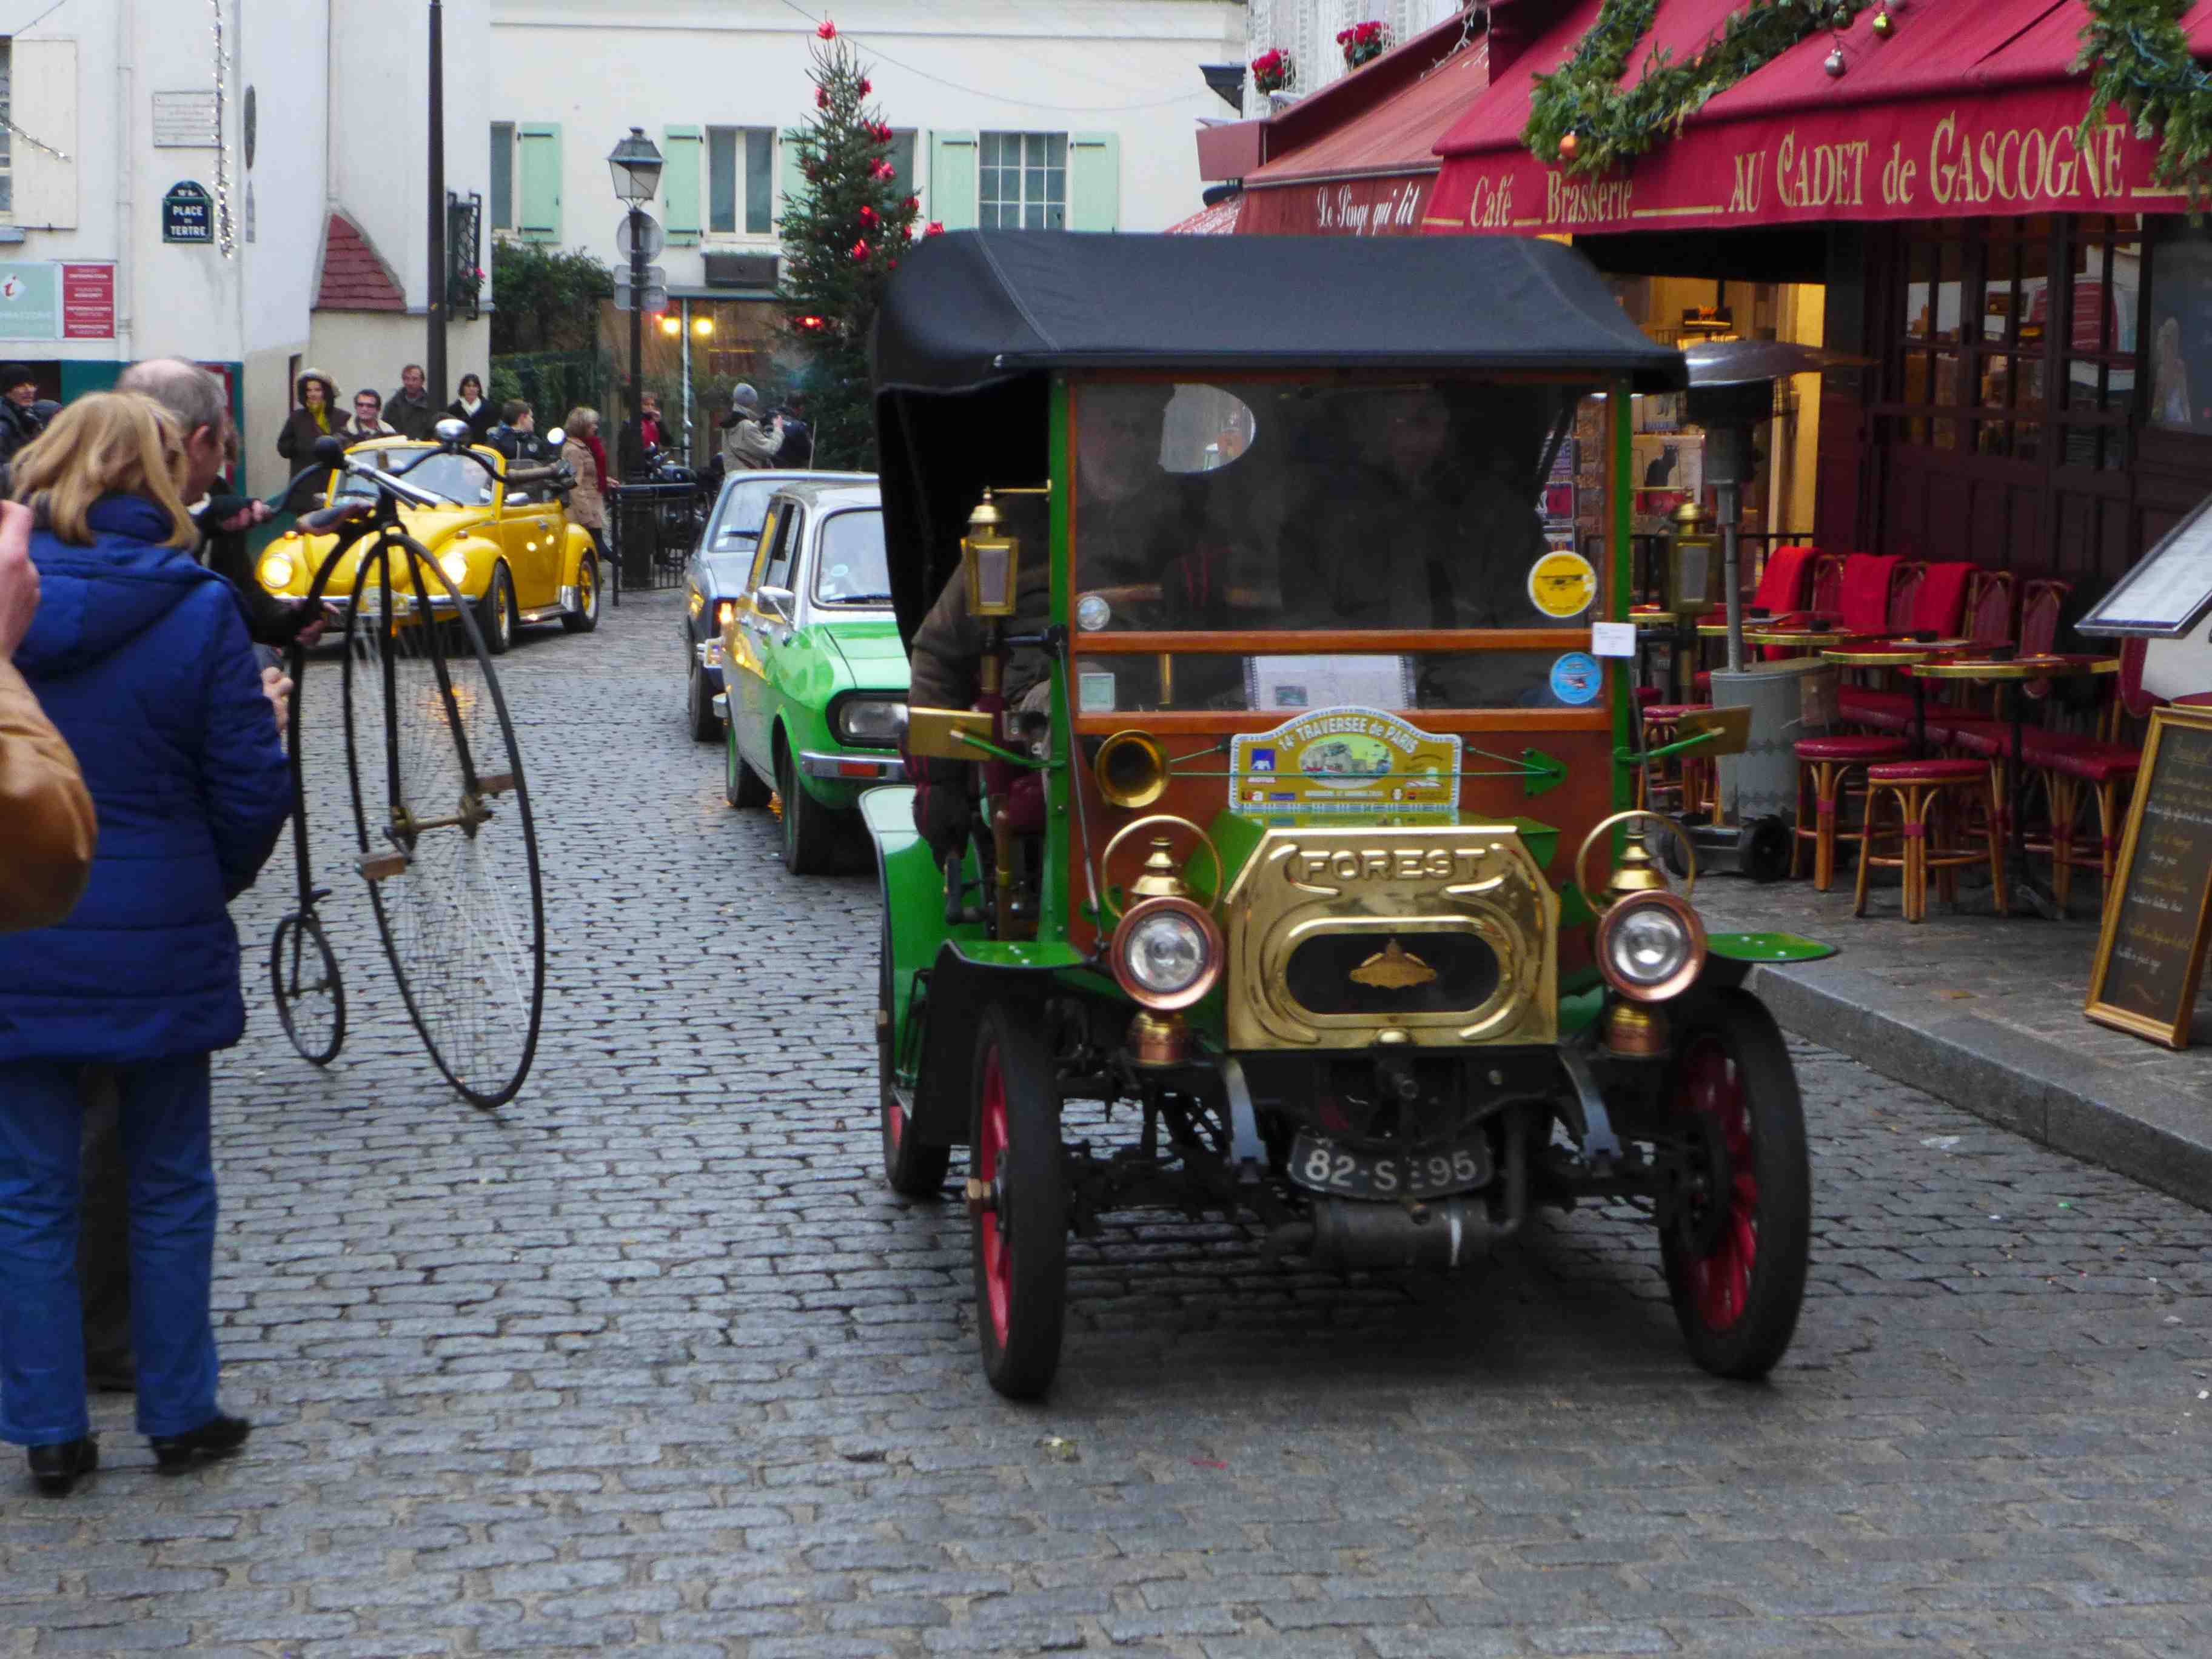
[2085,705,2212,1047]
[2079,492,2212,637]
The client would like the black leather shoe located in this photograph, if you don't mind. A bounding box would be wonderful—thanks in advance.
[149,1413,250,1473]
[27,1436,98,1496]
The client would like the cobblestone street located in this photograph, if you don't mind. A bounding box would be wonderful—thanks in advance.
[6,588,2212,1658]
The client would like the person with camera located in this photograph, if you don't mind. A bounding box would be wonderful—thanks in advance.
[720,384,783,473]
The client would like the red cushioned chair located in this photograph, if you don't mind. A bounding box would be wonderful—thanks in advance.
[1837,553,1904,637]
[1749,543,1823,658]
[1960,568,2015,649]
[1792,734,1911,891]
[1854,757,2007,922]
[1886,561,1927,635]
[2022,635,2147,916]
[1639,703,1714,814]
[1809,553,1846,619]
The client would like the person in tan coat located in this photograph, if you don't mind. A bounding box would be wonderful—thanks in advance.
[560,407,607,556]
[0,497,95,933]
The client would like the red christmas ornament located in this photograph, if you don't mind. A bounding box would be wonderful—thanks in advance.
[859,78,871,95]
[924,220,945,236]
[871,158,895,181]
[850,238,871,261]
[815,87,828,109]
[903,194,919,211]
[817,18,836,38]
[859,204,879,229]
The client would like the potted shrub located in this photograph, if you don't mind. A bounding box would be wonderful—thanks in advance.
[1251,47,1296,95]
[1337,21,1392,69]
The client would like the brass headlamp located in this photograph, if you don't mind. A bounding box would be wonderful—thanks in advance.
[962,491,1021,617]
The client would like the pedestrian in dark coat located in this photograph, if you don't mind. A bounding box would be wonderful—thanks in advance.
[446,374,497,444]
[273,367,340,465]
[384,364,439,440]
[0,391,289,1495]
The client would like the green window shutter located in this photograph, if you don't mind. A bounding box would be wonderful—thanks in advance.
[777,130,810,233]
[930,131,977,230]
[1068,132,1119,232]
[517,122,561,242]
[662,126,702,245]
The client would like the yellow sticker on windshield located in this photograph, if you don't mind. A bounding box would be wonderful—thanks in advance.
[1527,550,1597,618]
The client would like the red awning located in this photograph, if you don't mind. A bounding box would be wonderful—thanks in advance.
[1166,197,1246,235]
[1237,39,1489,234]
[1424,0,2212,238]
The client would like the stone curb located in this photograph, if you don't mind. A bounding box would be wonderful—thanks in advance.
[1746,957,2212,1213]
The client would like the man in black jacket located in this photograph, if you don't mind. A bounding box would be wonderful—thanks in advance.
[0,364,46,464]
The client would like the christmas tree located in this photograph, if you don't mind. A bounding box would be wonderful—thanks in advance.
[780,21,936,468]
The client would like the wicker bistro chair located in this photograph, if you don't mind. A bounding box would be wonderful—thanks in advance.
[1792,734,1912,891]
[1637,703,1715,814]
[2021,636,2149,917]
[1853,757,2008,923]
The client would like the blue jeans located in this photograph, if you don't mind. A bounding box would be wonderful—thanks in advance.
[0,1056,220,1444]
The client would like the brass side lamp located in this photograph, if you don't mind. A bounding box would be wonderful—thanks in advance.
[962,491,1022,617]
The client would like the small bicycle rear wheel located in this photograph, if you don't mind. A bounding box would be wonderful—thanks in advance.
[341,532,546,1108]
[269,911,346,1065]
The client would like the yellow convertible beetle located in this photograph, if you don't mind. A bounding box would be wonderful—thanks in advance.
[255,432,602,652]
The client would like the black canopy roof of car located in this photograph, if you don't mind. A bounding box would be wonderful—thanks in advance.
[871,230,1687,641]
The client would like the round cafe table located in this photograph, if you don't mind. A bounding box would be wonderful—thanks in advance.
[1695,622,1851,650]
[1907,654,2119,918]
[1820,638,1976,756]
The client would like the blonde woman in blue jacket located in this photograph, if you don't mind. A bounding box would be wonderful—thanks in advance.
[0,392,291,1495]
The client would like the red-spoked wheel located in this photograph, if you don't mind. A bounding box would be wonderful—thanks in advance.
[1659,988,1810,1379]
[969,999,1067,1399]
[879,918,950,1196]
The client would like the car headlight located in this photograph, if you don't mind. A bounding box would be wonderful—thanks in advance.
[714,598,736,630]
[834,696,907,747]
[258,551,295,589]
[1595,891,1705,1004]
[1110,896,1223,1011]
[438,550,470,584]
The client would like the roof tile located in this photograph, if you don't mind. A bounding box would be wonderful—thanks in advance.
[314,213,407,313]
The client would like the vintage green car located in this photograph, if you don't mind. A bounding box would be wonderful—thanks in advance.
[717,479,909,873]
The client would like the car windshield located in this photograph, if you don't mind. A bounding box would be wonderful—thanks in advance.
[335,446,496,506]
[813,508,891,605]
[712,478,786,549]
[1067,378,1599,712]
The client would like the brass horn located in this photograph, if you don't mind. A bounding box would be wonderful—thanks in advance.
[1093,729,1168,810]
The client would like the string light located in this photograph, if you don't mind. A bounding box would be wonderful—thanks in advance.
[209,0,235,257]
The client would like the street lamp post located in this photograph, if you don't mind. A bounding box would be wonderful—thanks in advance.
[607,127,663,475]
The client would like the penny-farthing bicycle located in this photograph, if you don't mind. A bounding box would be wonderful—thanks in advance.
[267,425,551,1108]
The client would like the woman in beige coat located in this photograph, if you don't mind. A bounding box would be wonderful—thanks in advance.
[560,408,607,562]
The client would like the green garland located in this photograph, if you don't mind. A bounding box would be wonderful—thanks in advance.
[1527,0,2212,198]
[2075,0,2212,196]
[1524,0,1862,176]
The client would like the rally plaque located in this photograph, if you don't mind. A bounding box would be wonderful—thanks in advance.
[2085,705,2212,1048]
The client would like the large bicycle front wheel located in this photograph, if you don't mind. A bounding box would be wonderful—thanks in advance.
[341,532,546,1108]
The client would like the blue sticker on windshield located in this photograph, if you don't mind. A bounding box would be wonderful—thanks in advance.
[1549,651,1600,706]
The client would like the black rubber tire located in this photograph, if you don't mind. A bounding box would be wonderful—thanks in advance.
[477,564,516,656]
[560,554,600,633]
[269,911,345,1065]
[725,726,769,808]
[880,917,951,1197]
[1659,988,1812,1381]
[969,998,1066,1399]
[687,663,721,743]
[776,743,834,876]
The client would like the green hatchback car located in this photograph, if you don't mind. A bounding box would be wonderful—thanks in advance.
[717,479,909,873]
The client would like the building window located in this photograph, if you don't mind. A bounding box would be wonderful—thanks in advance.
[979,132,1064,230]
[1882,216,2139,473]
[489,121,513,230]
[708,127,775,236]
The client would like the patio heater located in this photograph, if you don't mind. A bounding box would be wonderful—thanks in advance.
[1675,339,1865,879]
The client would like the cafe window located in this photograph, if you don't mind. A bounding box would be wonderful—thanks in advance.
[1882,215,2139,472]
[2145,216,2212,435]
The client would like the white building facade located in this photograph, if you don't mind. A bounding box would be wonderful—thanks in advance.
[487,0,1248,296]
[0,0,490,492]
